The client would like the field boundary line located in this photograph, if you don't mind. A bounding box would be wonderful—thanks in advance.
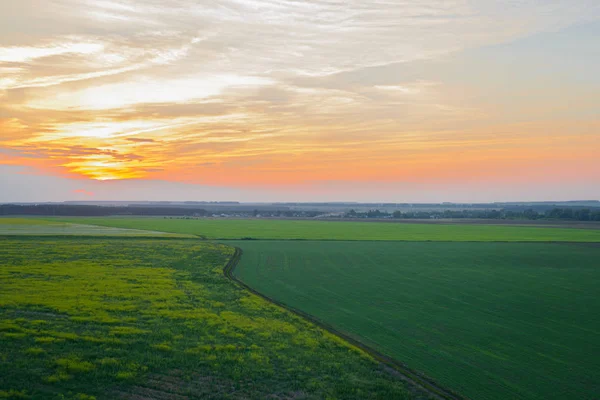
[216,238,599,243]
[0,235,199,240]
[223,246,468,400]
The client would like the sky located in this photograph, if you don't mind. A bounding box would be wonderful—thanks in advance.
[1,0,599,203]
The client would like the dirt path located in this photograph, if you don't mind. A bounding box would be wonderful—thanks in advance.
[223,247,468,400]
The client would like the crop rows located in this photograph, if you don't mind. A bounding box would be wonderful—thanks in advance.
[48,217,600,242]
[231,240,600,400]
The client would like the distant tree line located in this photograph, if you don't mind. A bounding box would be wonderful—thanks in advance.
[0,204,323,218]
[0,204,209,217]
[251,209,323,218]
[2,204,599,221]
[346,208,600,221]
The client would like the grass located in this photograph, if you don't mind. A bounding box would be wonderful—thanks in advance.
[230,240,600,400]
[0,218,59,226]
[8,217,599,398]
[47,217,600,242]
[0,236,417,400]
[0,217,191,237]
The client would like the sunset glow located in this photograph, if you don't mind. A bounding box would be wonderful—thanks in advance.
[1,1,599,202]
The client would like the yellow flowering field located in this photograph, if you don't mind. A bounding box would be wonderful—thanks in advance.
[0,237,416,400]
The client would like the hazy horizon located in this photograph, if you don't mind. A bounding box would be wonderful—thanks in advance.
[1,1,599,202]
[1,166,598,205]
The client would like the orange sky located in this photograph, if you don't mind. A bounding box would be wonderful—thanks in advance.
[1,1,599,202]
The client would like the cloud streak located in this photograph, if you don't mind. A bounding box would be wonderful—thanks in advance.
[1,0,599,200]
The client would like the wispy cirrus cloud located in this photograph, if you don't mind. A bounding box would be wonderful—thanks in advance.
[1,0,599,200]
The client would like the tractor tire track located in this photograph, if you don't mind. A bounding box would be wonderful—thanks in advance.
[223,246,468,400]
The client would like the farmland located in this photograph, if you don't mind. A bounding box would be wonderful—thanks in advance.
[0,236,419,400]
[0,218,190,237]
[48,217,600,242]
[230,240,600,400]
[4,216,600,400]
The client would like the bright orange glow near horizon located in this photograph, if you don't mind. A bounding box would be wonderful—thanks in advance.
[1,1,599,202]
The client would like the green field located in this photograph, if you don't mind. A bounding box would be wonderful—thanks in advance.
[48,217,600,242]
[230,240,600,400]
[6,216,599,399]
[0,218,190,237]
[0,237,419,400]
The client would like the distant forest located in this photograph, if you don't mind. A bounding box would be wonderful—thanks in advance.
[1,204,600,221]
[0,204,210,217]
[349,208,600,221]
